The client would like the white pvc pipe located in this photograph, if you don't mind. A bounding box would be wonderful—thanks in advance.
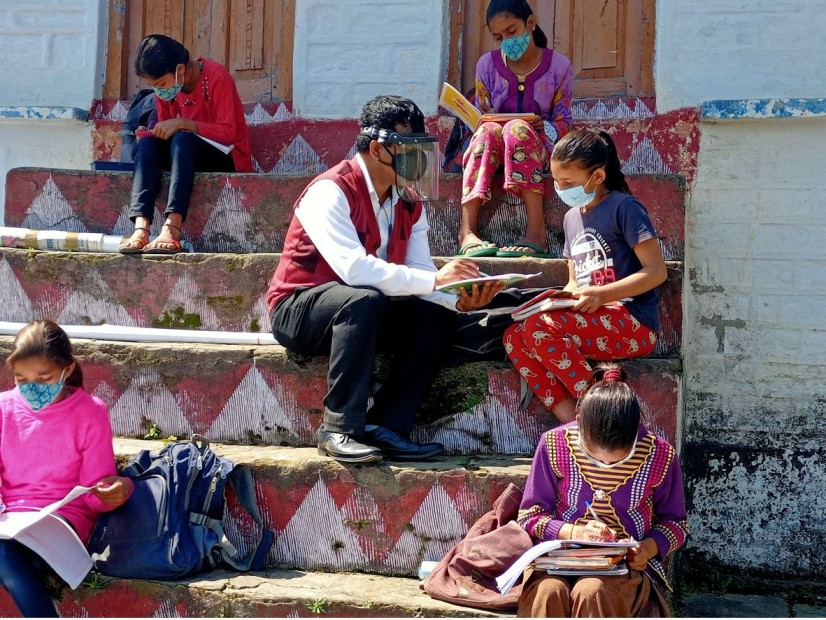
[0,322,278,346]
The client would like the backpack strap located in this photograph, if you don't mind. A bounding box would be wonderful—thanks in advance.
[189,512,237,556]
[219,464,275,571]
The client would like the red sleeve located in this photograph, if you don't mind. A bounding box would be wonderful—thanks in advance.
[195,66,246,146]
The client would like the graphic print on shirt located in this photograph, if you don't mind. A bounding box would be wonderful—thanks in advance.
[570,228,616,287]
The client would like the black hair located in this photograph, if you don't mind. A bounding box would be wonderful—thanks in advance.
[355,95,426,152]
[486,0,549,48]
[134,34,190,80]
[7,320,84,389]
[576,365,640,451]
[552,129,632,195]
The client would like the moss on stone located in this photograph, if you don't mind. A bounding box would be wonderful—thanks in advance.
[152,306,203,329]
[206,295,245,310]
[417,364,490,425]
[249,318,261,332]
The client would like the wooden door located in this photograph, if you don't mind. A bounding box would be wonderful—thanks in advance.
[448,0,654,98]
[104,0,295,103]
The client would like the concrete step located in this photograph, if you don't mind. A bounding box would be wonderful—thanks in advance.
[101,439,531,579]
[0,248,683,356]
[0,338,681,453]
[0,568,507,618]
[91,99,699,182]
[3,168,686,259]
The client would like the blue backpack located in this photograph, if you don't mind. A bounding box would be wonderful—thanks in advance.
[88,435,274,580]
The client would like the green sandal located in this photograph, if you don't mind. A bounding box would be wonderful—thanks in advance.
[457,241,499,257]
[496,241,553,258]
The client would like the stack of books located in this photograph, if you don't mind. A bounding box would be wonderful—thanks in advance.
[497,539,639,594]
[533,543,632,576]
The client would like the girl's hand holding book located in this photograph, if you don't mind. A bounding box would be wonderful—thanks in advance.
[624,537,659,570]
[572,285,609,314]
[91,476,134,507]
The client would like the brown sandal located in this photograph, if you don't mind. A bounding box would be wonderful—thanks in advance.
[143,223,183,255]
[118,227,151,254]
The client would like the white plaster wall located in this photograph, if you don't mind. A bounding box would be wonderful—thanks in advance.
[0,0,105,223]
[683,117,826,573]
[292,0,448,119]
[0,121,93,223]
[0,0,108,108]
[656,0,826,111]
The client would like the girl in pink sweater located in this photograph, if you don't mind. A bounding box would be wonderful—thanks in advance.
[0,320,133,617]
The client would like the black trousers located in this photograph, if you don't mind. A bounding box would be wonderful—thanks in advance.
[129,130,235,223]
[271,282,457,435]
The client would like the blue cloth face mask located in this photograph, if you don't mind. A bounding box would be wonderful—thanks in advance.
[555,173,597,209]
[17,369,66,411]
[153,70,183,102]
[501,30,531,61]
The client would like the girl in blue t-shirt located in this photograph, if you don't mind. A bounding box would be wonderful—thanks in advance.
[504,129,667,422]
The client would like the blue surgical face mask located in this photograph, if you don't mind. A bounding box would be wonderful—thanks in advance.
[501,29,531,62]
[17,369,66,411]
[153,69,183,102]
[555,173,597,209]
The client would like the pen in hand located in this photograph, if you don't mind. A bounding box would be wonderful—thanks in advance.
[585,500,601,522]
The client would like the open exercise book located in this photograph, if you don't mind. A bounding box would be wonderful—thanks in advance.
[435,272,541,295]
[497,539,639,595]
[0,485,95,589]
[136,130,233,154]
[439,82,540,130]
[510,288,578,320]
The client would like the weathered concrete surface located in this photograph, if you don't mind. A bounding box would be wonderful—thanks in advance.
[4,168,686,258]
[0,248,683,356]
[682,117,826,582]
[678,593,790,618]
[0,569,508,618]
[91,104,700,182]
[0,339,680,453]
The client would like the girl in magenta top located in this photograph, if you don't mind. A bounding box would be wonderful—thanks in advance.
[0,321,133,617]
[459,0,573,259]
[517,365,688,617]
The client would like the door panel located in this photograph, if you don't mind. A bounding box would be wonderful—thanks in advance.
[450,0,654,99]
[104,0,294,103]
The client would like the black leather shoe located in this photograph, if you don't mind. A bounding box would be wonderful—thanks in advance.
[317,429,382,463]
[365,426,444,460]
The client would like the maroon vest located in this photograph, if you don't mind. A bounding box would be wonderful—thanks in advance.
[267,158,423,312]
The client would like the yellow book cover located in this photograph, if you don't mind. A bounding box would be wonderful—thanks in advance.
[438,83,481,130]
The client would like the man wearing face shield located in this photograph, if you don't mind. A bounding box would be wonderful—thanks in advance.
[266,95,503,463]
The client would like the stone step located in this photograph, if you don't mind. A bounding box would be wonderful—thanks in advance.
[0,248,683,356]
[0,568,506,618]
[3,168,686,259]
[0,338,680,454]
[91,99,699,182]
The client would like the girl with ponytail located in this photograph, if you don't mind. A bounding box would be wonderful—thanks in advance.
[504,129,667,422]
[458,0,573,258]
[0,321,132,616]
[517,364,688,617]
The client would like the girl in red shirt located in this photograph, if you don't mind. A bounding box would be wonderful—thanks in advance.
[119,34,252,255]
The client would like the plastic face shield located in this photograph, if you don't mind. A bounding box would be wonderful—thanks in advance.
[360,127,440,202]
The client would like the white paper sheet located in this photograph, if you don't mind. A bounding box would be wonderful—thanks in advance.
[496,539,639,595]
[0,486,96,589]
